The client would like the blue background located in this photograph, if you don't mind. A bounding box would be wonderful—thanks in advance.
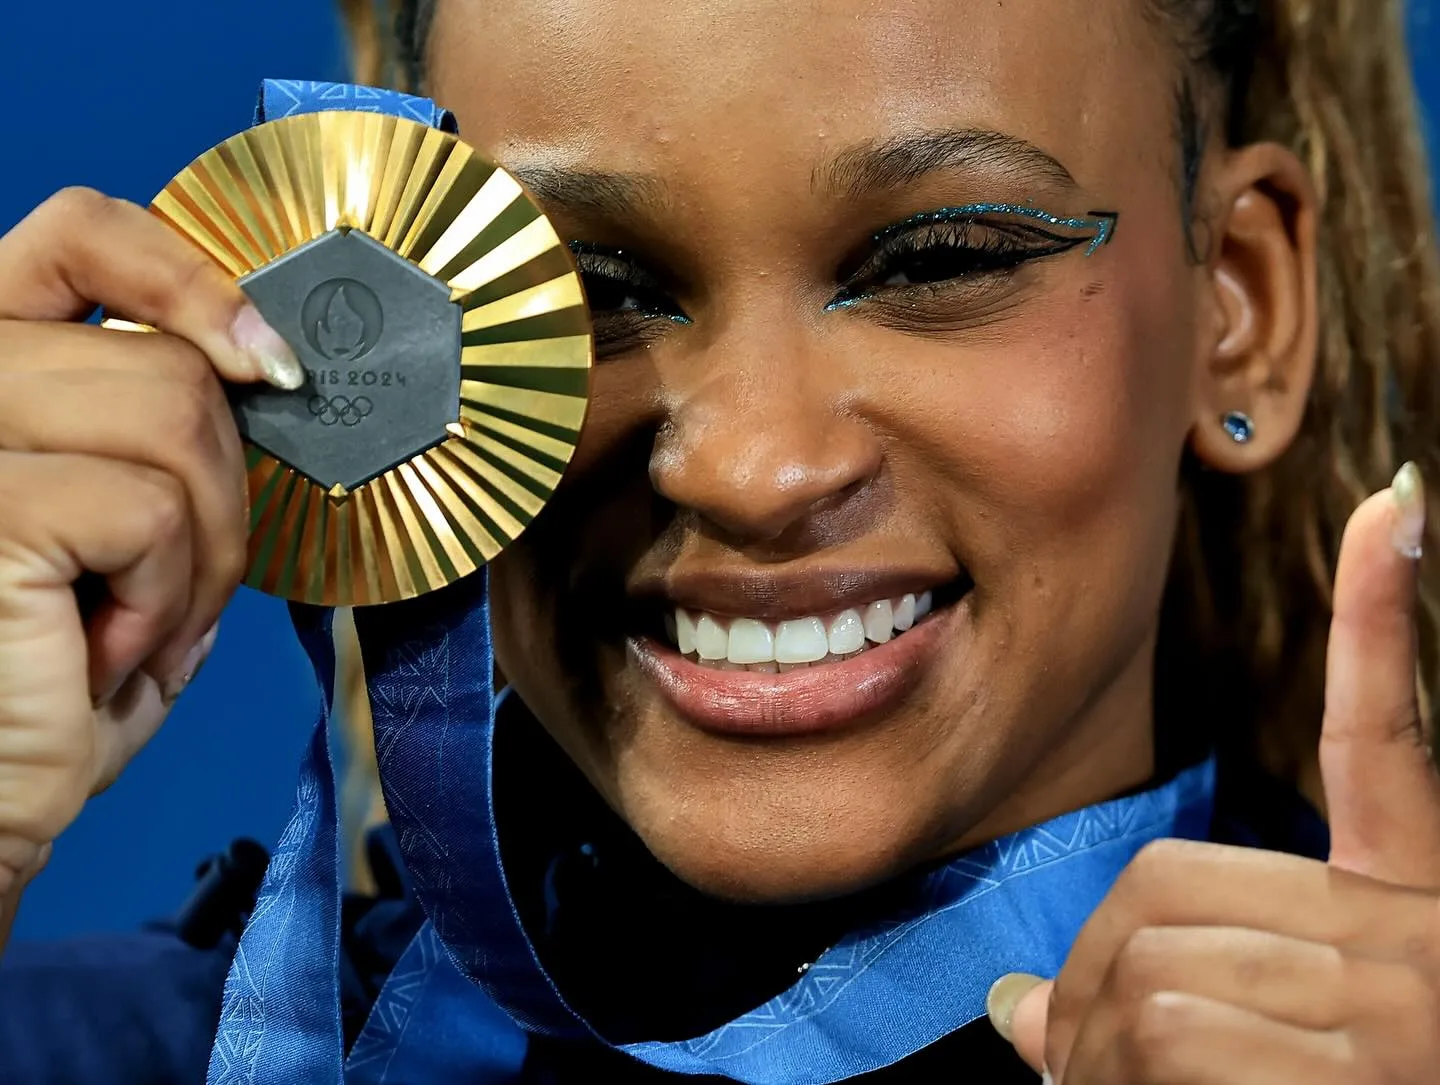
[1,2,1438,941]
[0,3,348,940]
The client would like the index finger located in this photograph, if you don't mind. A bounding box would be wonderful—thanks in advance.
[0,188,303,389]
[1321,462,1440,887]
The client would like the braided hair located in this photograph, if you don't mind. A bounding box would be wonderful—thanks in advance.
[339,0,1440,786]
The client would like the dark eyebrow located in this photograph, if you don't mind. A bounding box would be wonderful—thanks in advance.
[509,165,670,218]
[818,129,1078,200]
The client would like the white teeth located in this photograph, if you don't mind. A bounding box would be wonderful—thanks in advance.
[827,609,865,655]
[862,599,894,644]
[893,593,915,632]
[727,617,776,664]
[671,587,947,663]
[775,617,829,664]
[694,614,730,660]
[676,608,697,655]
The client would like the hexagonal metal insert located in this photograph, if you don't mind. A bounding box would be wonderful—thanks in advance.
[230,229,462,492]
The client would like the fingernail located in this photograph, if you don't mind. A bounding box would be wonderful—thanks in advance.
[163,621,220,705]
[987,972,1045,1043]
[1392,461,1426,560]
[1040,1072,1054,1085]
[230,305,305,390]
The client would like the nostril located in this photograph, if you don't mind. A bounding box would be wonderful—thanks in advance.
[649,397,883,541]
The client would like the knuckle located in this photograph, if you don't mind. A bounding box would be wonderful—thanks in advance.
[1123,991,1188,1080]
[1400,920,1440,982]
[1107,926,1169,1002]
[212,524,249,591]
[117,245,228,328]
[1376,963,1440,1028]
[166,250,230,313]
[1112,837,1205,903]
[1131,837,1188,878]
[42,186,115,232]
[166,382,221,456]
[154,336,221,398]
[132,470,190,545]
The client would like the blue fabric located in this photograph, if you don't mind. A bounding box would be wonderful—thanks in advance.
[254,79,456,131]
[623,764,1211,1081]
[0,930,232,1084]
[207,610,345,1084]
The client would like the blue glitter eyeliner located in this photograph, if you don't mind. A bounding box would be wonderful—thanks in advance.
[823,203,1119,312]
[874,204,1119,256]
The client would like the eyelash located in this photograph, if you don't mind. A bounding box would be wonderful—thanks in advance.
[568,211,1099,356]
[826,217,1084,310]
[568,243,691,360]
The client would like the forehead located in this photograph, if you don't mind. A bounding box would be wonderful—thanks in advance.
[429,0,1175,200]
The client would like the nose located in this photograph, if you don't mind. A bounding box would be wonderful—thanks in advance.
[649,337,883,543]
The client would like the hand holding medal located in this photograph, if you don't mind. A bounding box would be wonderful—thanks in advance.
[0,87,593,954]
[107,101,593,606]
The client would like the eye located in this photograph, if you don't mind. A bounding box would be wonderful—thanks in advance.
[568,242,690,359]
[827,208,1104,311]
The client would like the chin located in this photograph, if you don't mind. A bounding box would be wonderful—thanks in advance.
[604,713,960,905]
[641,809,932,905]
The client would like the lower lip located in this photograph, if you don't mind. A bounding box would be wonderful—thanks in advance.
[629,602,961,738]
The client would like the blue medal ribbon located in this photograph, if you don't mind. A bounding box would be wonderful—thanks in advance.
[207,81,1218,1085]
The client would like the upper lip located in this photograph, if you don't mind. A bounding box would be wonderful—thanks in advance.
[628,565,960,620]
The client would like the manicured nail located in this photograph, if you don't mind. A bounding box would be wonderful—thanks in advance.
[163,621,220,705]
[987,972,1045,1043]
[1040,1072,1054,1085]
[1391,461,1425,560]
[230,304,305,390]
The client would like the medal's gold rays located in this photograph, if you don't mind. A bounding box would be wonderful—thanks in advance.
[117,111,592,605]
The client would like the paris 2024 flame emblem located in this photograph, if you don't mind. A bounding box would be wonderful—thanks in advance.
[303,278,384,362]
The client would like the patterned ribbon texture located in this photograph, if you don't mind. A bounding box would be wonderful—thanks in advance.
[252,78,457,129]
[206,81,1220,1085]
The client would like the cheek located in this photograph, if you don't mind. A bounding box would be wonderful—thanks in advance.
[875,262,1199,690]
[936,270,1197,547]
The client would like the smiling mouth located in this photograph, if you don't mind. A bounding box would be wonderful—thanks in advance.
[664,588,947,672]
[629,573,974,736]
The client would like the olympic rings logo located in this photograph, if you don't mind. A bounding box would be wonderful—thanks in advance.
[308,395,374,427]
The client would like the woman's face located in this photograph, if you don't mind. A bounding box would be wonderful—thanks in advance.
[430,0,1213,901]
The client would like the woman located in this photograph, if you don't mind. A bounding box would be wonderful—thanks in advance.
[1,0,1439,1080]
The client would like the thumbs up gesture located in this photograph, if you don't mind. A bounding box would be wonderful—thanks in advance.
[991,464,1440,1084]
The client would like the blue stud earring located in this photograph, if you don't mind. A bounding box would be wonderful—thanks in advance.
[1221,411,1255,445]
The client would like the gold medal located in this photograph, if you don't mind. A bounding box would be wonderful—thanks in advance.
[106,111,593,606]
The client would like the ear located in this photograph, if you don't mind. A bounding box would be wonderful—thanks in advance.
[1188,142,1320,473]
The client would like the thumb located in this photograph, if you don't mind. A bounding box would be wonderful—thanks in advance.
[987,973,1053,1076]
[1321,462,1440,887]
